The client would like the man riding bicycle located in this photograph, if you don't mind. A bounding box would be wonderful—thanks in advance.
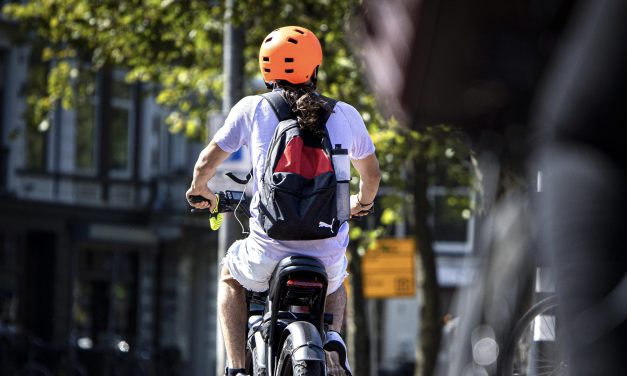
[186,26,381,376]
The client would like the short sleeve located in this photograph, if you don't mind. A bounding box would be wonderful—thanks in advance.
[212,96,257,153]
[336,102,376,160]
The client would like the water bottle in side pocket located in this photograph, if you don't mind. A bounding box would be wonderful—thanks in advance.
[332,144,350,224]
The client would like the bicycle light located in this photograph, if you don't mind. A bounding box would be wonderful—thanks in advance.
[209,195,223,230]
[287,280,324,288]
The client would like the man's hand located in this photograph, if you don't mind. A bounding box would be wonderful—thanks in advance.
[350,194,374,217]
[186,140,231,212]
[186,184,217,212]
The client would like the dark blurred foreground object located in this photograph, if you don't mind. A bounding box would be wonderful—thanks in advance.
[360,0,627,375]
[533,0,627,374]
[359,1,578,375]
[359,0,578,180]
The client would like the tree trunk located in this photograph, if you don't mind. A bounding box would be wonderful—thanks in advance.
[413,156,441,376]
[346,246,371,376]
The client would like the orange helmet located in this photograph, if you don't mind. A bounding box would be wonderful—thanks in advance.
[259,26,322,85]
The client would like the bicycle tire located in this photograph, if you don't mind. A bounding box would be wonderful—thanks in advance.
[278,334,323,376]
[246,340,267,376]
[499,295,566,376]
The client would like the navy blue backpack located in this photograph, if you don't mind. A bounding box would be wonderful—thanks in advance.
[257,91,339,240]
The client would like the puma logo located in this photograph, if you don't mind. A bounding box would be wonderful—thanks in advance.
[318,218,335,233]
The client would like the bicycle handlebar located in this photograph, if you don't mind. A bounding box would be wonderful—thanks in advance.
[189,187,372,222]
[188,190,251,218]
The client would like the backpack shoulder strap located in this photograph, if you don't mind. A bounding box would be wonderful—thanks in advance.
[260,91,293,121]
[318,96,339,154]
[319,95,338,125]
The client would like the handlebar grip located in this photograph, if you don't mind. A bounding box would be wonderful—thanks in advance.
[188,195,211,204]
[188,191,248,217]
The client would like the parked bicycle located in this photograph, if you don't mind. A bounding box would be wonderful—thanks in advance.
[189,183,352,376]
[498,295,566,376]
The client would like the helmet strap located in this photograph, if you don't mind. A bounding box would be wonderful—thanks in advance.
[310,66,319,88]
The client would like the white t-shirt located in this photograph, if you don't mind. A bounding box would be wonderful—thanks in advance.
[213,91,375,266]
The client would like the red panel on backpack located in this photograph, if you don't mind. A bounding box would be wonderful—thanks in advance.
[274,137,333,179]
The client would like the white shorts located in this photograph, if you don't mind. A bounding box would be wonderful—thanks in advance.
[223,239,348,295]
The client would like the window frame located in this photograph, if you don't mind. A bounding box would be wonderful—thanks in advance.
[428,186,475,254]
[107,70,135,179]
[73,68,100,175]
[22,47,50,172]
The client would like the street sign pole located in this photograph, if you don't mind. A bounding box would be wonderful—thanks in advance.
[216,0,244,374]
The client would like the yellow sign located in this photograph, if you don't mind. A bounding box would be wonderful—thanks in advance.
[362,238,416,298]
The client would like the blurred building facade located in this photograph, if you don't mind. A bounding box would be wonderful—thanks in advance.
[0,21,221,375]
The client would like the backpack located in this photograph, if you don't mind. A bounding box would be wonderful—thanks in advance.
[257,91,340,240]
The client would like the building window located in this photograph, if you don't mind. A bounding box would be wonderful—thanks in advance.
[75,69,98,172]
[24,47,49,172]
[109,74,134,176]
[74,70,136,176]
[0,49,6,135]
[430,186,475,254]
[24,122,47,171]
[74,249,138,350]
[151,114,161,171]
[110,107,130,170]
[1,49,8,190]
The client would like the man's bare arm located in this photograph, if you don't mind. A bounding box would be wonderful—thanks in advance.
[350,153,381,216]
[186,140,231,210]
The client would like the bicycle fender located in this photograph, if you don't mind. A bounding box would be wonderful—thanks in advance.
[253,331,267,370]
[284,322,325,362]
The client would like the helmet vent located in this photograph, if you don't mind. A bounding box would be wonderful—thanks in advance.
[287,38,298,44]
[285,69,294,73]
[265,37,273,43]
[263,57,270,62]
[294,29,304,34]
[264,68,271,72]
[284,57,294,62]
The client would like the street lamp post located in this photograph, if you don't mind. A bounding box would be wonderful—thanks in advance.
[215,0,244,374]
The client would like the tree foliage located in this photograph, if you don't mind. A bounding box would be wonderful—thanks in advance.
[2,0,361,138]
[2,0,472,192]
[3,0,224,137]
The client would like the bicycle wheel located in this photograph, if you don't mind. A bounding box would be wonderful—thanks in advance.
[277,334,323,376]
[246,340,267,376]
[499,295,567,376]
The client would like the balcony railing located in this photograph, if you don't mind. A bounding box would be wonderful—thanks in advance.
[14,169,161,210]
